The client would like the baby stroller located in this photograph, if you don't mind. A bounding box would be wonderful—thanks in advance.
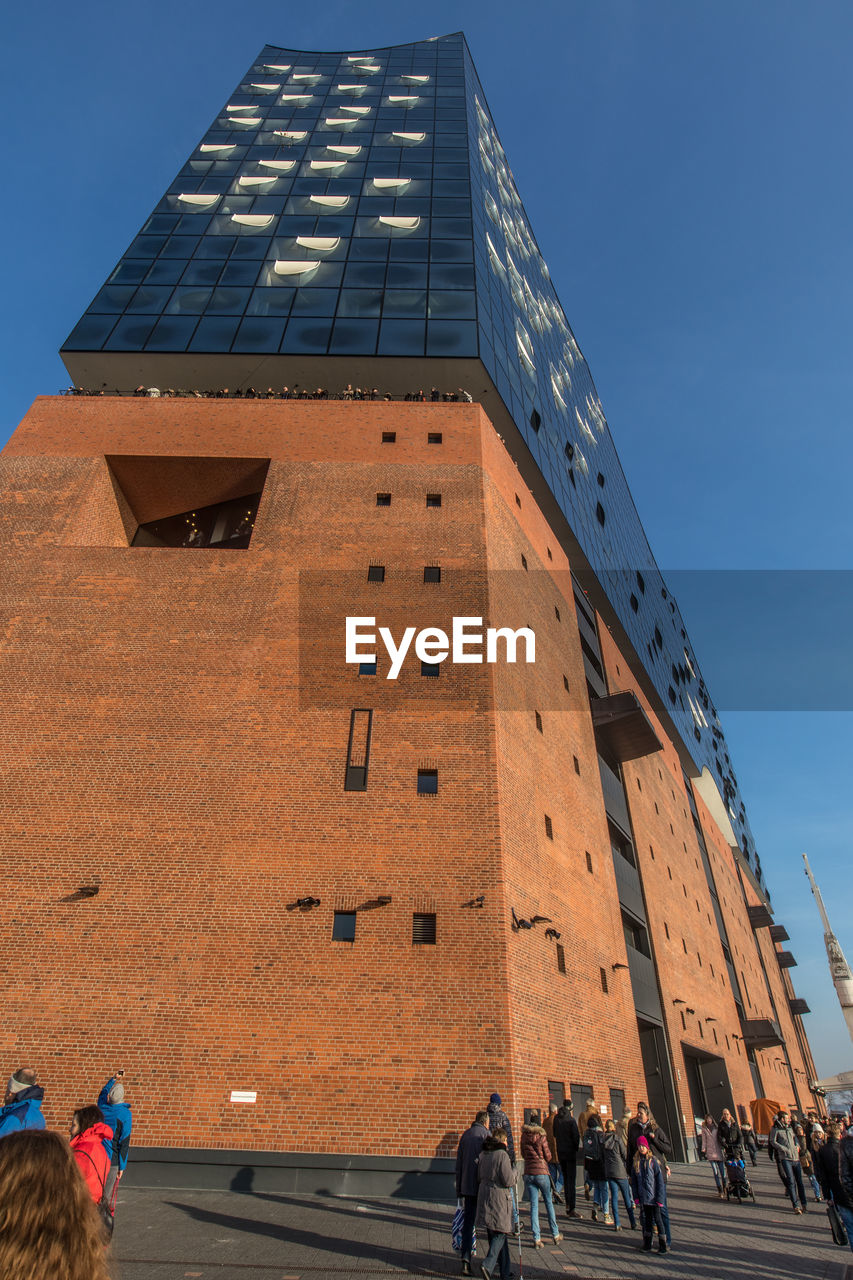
[725,1157,755,1203]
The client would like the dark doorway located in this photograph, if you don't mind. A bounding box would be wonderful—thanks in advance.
[638,1020,686,1161]
[683,1046,735,1131]
[548,1080,565,1108]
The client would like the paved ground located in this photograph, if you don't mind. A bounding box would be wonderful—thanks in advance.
[111,1161,853,1279]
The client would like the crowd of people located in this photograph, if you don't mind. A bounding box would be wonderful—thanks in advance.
[0,1066,132,1279]
[455,1092,853,1278]
[61,383,475,403]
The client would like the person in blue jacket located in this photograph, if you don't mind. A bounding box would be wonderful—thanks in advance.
[97,1070,132,1200]
[630,1136,667,1253]
[0,1068,46,1137]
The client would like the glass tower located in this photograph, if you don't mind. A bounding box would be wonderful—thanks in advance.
[61,32,762,891]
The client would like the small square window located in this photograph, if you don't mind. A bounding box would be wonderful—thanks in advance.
[421,661,440,677]
[382,431,396,443]
[521,554,528,571]
[367,564,385,582]
[376,492,391,506]
[358,661,377,675]
[417,768,438,794]
[412,912,436,944]
[428,432,443,444]
[544,814,553,839]
[332,911,356,942]
[535,711,543,733]
[423,565,441,583]
[556,943,566,974]
[426,492,442,507]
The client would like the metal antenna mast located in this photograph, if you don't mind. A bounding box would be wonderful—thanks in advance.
[803,853,853,1043]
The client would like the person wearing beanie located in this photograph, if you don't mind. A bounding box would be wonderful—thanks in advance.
[0,1068,46,1137]
[630,1135,667,1253]
[486,1094,515,1165]
[97,1070,133,1200]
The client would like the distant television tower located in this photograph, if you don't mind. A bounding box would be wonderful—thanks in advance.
[803,854,853,1043]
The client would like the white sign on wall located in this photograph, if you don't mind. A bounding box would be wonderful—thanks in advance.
[230,1090,257,1104]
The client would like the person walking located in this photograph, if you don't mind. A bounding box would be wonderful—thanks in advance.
[583,1114,610,1222]
[794,1123,822,1202]
[542,1103,563,1199]
[718,1108,743,1160]
[486,1094,516,1165]
[740,1120,759,1166]
[455,1111,490,1275]
[0,1068,46,1137]
[630,1136,667,1254]
[69,1106,113,1206]
[578,1097,601,1200]
[818,1121,853,1252]
[97,1071,132,1202]
[769,1110,808,1214]
[553,1100,582,1218]
[700,1116,726,1197]
[476,1128,516,1280]
[520,1110,562,1248]
[603,1118,636,1230]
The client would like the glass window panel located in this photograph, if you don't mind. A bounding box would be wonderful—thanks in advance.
[231,317,286,352]
[125,235,168,259]
[193,236,235,258]
[329,318,379,354]
[426,319,478,356]
[180,260,223,286]
[103,315,157,350]
[90,285,136,312]
[219,259,262,285]
[206,287,252,314]
[343,261,386,287]
[337,289,382,317]
[161,235,201,259]
[430,217,472,238]
[389,239,429,260]
[144,316,198,350]
[143,213,181,234]
[429,239,474,261]
[382,289,426,317]
[247,287,295,316]
[109,261,148,285]
[230,237,272,259]
[61,314,117,351]
[145,259,187,285]
[429,263,475,289]
[386,262,428,288]
[280,317,332,352]
[290,288,339,316]
[188,315,241,351]
[428,290,476,319]
[167,287,211,314]
[276,215,320,236]
[348,239,390,261]
[431,198,472,218]
[126,285,173,313]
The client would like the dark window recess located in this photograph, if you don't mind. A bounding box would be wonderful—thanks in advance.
[367,564,385,582]
[376,492,391,506]
[521,554,528,570]
[132,492,261,550]
[597,472,605,487]
[428,432,442,444]
[556,943,566,974]
[600,966,608,993]
[421,661,441,677]
[668,685,677,704]
[654,626,663,648]
[535,710,543,733]
[573,755,581,775]
[555,605,561,622]
[382,431,396,443]
[332,911,356,942]
[637,571,645,594]
[664,922,670,938]
[622,911,651,958]
[630,593,639,613]
[596,502,606,526]
[344,708,372,792]
[563,675,569,692]
[579,635,604,677]
[568,467,576,488]
[585,851,593,874]
[426,493,442,507]
[610,825,636,868]
[530,409,541,433]
[417,768,438,795]
[565,441,574,461]
[358,661,377,675]
[547,547,553,560]
[423,565,441,583]
[680,1010,686,1029]
[544,814,553,839]
[515,492,522,507]
[412,912,436,945]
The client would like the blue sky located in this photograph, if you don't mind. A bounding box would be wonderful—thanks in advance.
[2,0,851,1078]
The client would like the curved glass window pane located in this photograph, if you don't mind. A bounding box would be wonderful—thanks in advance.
[231,317,285,351]
[377,319,425,355]
[144,316,199,350]
[188,316,240,351]
[61,314,117,351]
[280,317,332,352]
[103,316,157,350]
[426,319,478,356]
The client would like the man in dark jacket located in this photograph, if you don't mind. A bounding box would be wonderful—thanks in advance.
[627,1102,671,1166]
[554,1101,582,1217]
[455,1111,489,1275]
[839,1122,853,1249]
[0,1068,46,1137]
[769,1111,808,1213]
[486,1094,515,1164]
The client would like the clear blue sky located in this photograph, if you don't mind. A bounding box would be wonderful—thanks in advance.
[2,0,851,1077]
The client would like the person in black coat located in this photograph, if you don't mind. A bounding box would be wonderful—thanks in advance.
[553,1101,582,1217]
[837,1122,853,1247]
[455,1111,489,1275]
[718,1108,744,1160]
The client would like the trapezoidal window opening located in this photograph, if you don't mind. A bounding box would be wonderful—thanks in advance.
[344,708,373,791]
[116,456,271,551]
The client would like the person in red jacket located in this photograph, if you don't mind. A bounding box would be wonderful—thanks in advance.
[69,1105,113,1205]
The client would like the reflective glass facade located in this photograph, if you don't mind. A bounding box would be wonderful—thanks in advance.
[61,33,763,888]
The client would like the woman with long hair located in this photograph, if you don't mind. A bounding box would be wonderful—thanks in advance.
[0,1128,112,1280]
[700,1114,726,1197]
